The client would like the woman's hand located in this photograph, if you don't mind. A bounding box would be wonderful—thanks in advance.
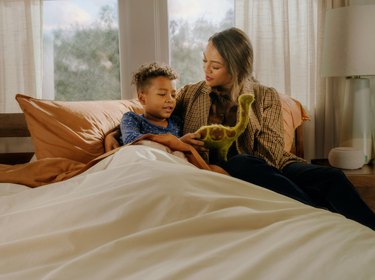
[104,130,121,152]
[180,132,208,152]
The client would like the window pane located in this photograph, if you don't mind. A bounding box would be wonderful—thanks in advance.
[43,0,120,100]
[168,0,234,88]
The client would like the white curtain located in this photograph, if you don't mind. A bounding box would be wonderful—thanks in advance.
[0,0,43,113]
[234,0,375,161]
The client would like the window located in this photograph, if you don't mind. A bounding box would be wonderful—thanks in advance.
[43,0,120,100]
[42,0,234,100]
[168,0,234,88]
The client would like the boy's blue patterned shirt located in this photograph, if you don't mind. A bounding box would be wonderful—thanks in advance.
[120,111,182,145]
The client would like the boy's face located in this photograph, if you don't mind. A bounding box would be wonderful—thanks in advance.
[139,76,177,121]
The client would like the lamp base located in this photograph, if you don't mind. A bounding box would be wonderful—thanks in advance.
[328,147,365,169]
[340,77,372,164]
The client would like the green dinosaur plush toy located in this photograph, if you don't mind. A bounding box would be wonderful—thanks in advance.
[195,93,255,162]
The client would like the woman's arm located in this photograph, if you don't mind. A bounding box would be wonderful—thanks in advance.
[104,128,121,152]
[174,84,189,119]
[253,87,286,168]
[175,83,207,152]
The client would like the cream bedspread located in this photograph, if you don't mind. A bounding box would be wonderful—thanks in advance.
[1,145,375,280]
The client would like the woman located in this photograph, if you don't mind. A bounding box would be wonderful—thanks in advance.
[174,27,375,230]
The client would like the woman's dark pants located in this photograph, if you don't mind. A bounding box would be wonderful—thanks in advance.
[221,154,375,230]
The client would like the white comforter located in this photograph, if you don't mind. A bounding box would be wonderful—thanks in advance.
[1,145,375,280]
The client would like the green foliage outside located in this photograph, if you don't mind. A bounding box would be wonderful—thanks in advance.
[53,5,120,100]
[170,9,234,89]
[51,5,233,100]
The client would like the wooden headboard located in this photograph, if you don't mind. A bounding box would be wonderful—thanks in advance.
[0,113,305,165]
[292,125,304,159]
[0,113,34,164]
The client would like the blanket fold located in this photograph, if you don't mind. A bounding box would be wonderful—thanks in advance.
[0,134,225,187]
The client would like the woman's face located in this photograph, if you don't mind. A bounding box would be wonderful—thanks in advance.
[203,41,232,89]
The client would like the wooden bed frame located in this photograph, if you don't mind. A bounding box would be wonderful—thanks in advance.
[0,113,34,164]
[291,124,304,159]
[0,113,305,165]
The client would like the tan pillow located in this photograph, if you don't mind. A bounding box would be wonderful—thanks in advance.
[16,94,143,163]
[278,93,309,152]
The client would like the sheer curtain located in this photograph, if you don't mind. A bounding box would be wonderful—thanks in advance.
[234,0,352,161]
[0,0,42,113]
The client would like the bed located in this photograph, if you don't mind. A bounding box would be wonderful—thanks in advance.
[1,93,374,279]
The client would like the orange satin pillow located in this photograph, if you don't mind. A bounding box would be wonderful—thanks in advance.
[278,93,309,152]
[16,93,306,163]
[16,94,143,163]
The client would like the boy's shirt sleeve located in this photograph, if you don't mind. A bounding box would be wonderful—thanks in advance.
[120,112,144,145]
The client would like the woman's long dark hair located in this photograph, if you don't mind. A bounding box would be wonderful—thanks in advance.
[209,27,254,100]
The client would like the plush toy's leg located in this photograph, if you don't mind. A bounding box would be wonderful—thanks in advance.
[218,146,230,162]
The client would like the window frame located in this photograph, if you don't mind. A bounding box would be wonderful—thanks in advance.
[118,0,169,99]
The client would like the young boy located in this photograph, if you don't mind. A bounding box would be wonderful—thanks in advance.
[120,62,183,145]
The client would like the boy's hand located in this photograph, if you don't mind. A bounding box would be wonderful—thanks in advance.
[180,132,208,152]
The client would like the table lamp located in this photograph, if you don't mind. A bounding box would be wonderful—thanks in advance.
[321,5,375,164]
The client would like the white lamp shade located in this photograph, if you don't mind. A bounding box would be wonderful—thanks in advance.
[321,5,375,77]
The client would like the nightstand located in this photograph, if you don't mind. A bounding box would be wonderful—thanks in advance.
[311,159,375,212]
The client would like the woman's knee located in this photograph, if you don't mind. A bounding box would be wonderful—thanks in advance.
[222,154,271,175]
[320,167,349,184]
[223,155,314,205]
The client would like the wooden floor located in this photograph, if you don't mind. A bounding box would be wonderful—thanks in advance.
[348,176,375,213]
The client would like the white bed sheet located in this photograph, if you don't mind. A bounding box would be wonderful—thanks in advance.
[1,145,375,280]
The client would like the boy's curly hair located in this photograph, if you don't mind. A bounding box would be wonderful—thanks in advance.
[132,62,178,92]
